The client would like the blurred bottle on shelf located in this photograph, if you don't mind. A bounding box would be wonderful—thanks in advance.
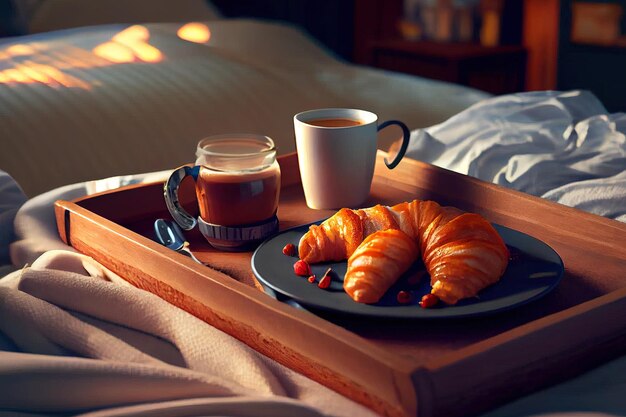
[399,0,479,43]
[479,0,503,46]
[455,2,475,42]
[434,0,453,41]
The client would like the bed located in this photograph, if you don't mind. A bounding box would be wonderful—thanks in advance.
[1,10,625,417]
[0,18,487,198]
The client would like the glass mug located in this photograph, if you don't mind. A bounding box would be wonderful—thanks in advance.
[164,134,280,251]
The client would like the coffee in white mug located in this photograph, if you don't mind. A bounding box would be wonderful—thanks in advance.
[293,108,410,209]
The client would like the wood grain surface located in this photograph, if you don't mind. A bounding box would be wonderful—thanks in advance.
[55,152,626,417]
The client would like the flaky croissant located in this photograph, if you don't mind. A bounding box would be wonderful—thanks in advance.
[298,204,402,263]
[344,229,419,304]
[298,200,509,305]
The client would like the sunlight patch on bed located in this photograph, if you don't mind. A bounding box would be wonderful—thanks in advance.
[0,56,91,89]
[4,44,36,57]
[0,25,164,90]
[94,25,163,64]
[177,22,211,44]
[92,42,135,64]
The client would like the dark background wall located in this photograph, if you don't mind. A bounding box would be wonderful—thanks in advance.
[557,0,626,112]
[213,0,626,112]
[0,0,21,36]
[211,0,356,61]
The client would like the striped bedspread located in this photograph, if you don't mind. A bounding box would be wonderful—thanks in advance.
[0,20,486,196]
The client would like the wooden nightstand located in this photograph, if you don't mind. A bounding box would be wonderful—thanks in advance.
[367,39,527,94]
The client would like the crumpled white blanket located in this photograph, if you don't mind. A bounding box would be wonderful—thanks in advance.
[1,170,382,416]
[405,90,626,222]
[0,250,378,417]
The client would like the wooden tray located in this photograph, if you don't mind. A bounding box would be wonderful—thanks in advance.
[54,152,626,417]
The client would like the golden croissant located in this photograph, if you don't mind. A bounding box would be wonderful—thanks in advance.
[344,229,418,304]
[298,200,509,305]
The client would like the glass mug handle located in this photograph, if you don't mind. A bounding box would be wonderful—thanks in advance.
[378,120,410,169]
[163,165,200,231]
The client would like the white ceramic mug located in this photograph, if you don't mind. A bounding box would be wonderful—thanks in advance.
[294,108,410,209]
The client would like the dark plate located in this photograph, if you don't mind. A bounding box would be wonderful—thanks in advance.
[251,222,565,319]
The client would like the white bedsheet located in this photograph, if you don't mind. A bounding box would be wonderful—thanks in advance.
[404,90,626,222]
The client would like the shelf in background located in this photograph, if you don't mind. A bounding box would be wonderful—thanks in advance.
[366,39,527,95]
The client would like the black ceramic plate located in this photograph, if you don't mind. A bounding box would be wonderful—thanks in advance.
[251,222,564,319]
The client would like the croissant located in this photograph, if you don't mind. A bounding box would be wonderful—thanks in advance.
[344,229,419,304]
[298,200,509,305]
[298,204,403,263]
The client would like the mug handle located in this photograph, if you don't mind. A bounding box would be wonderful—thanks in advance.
[378,120,410,169]
[163,165,200,230]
